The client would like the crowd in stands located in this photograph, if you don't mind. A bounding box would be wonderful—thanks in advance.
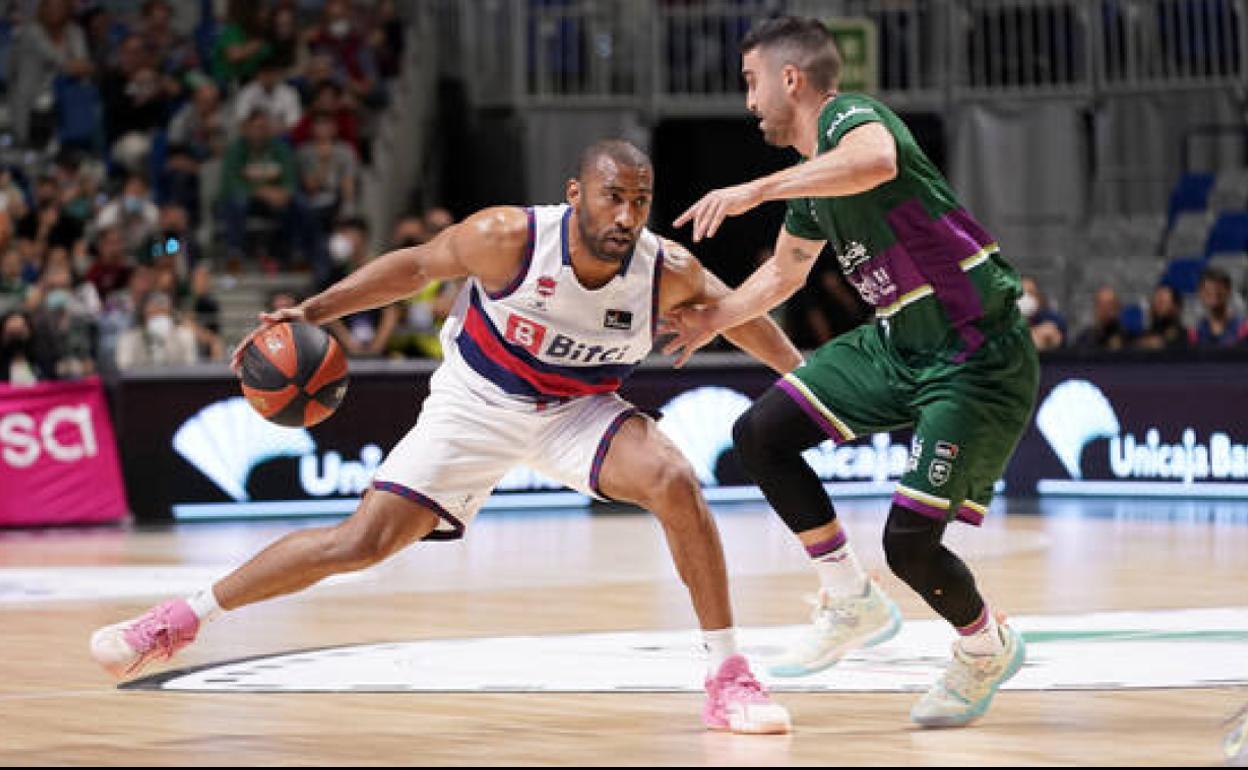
[2,0,1245,389]
[1017,266,1248,353]
[0,0,464,387]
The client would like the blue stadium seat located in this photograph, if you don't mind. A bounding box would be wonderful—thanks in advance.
[1160,257,1206,294]
[1120,303,1146,335]
[1167,172,1214,228]
[1204,211,1248,256]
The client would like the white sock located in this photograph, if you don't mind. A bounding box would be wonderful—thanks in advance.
[703,627,739,671]
[812,543,868,599]
[957,609,1005,656]
[187,587,224,624]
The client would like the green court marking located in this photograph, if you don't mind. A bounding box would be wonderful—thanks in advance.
[1024,629,1248,644]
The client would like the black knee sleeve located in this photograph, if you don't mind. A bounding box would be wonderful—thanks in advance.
[883,504,984,627]
[732,387,837,534]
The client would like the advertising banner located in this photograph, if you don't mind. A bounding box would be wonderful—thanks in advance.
[0,377,128,526]
[112,356,1248,523]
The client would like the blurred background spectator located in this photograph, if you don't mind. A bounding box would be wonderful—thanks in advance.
[114,289,197,369]
[219,109,296,271]
[1136,284,1189,351]
[212,0,271,89]
[1190,267,1246,347]
[233,58,301,135]
[96,174,160,257]
[1074,286,1132,351]
[324,216,399,357]
[1,310,51,384]
[1019,275,1067,351]
[8,0,93,148]
[384,213,456,360]
[296,112,358,284]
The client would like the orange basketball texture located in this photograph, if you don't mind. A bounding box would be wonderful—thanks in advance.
[240,321,349,427]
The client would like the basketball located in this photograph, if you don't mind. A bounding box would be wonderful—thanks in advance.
[239,321,349,428]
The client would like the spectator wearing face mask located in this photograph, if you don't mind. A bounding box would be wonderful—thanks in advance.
[305,0,379,107]
[30,257,97,378]
[114,290,197,369]
[0,311,55,385]
[96,175,161,257]
[1018,275,1066,351]
[323,217,400,357]
[296,114,359,284]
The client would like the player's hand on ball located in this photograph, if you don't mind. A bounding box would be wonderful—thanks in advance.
[659,305,720,368]
[230,306,309,375]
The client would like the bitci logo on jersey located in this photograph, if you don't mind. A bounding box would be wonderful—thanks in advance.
[505,315,547,355]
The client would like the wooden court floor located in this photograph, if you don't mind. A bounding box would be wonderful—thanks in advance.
[1,498,1245,766]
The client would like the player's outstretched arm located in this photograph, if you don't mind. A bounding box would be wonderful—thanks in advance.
[660,229,825,368]
[656,238,805,373]
[301,207,525,325]
[674,123,896,242]
[230,207,528,371]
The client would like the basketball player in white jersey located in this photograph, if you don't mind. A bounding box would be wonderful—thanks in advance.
[91,140,803,735]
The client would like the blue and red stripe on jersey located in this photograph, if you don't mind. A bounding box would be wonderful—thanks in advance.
[455,286,639,398]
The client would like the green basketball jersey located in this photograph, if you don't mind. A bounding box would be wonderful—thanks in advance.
[784,93,1022,362]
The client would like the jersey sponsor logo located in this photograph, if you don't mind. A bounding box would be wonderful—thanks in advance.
[603,309,633,330]
[838,241,871,273]
[544,333,628,363]
[906,436,923,474]
[503,312,630,364]
[850,265,897,306]
[530,276,558,311]
[935,441,960,460]
[505,314,548,355]
[826,104,877,140]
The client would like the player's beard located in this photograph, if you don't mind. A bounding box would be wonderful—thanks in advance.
[578,211,636,264]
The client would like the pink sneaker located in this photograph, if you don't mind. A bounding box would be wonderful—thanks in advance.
[90,599,200,680]
[703,654,791,734]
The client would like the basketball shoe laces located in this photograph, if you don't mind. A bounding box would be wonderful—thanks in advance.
[717,666,770,706]
[125,606,192,673]
[785,593,859,659]
[932,643,1001,705]
[811,596,857,631]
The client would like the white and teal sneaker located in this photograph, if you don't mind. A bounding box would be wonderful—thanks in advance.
[910,623,1026,728]
[768,580,903,677]
[1225,703,1248,766]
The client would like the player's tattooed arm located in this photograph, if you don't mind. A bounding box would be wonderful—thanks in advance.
[790,243,819,262]
[656,239,804,373]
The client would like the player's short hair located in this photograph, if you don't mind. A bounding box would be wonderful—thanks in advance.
[576,140,652,181]
[740,16,842,93]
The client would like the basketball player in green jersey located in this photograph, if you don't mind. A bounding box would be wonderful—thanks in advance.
[664,17,1039,727]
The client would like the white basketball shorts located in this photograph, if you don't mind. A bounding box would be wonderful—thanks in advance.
[371,364,641,540]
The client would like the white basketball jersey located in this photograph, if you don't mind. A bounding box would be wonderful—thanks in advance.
[440,204,665,402]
